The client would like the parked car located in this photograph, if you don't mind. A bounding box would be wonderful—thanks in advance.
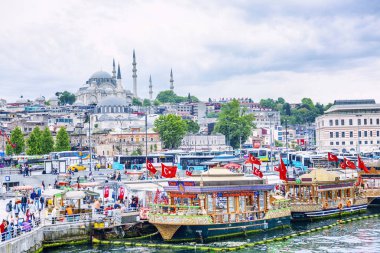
[68,164,86,172]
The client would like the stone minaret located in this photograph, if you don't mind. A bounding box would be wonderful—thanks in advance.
[149,75,153,100]
[132,50,138,97]
[112,58,116,79]
[117,63,122,91]
[170,69,174,91]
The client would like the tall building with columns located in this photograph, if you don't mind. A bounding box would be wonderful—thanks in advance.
[315,99,380,153]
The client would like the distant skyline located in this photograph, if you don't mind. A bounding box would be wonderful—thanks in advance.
[1,0,380,104]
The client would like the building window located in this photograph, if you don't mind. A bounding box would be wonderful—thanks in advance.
[378,141,380,144]
[341,119,344,125]
[329,120,333,126]
[358,119,361,125]
[330,142,334,145]
[377,119,380,125]
[342,141,345,145]
[359,141,362,144]
[335,132,339,138]
[335,119,339,126]
[377,131,380,137]
[359,131,362,138]
[350,131,353,138]
[371,141,373,144]
[370,119,373,125]
[336,141,339,145]
[349,119,353,125]
[330,132,333,138]
[365,141,368,144]
[350,141,354,145]
[370,131,373,137]
[342,132,345,138]
[364,119,367,125]
[364,131,367,137]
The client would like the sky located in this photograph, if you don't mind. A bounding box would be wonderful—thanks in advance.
[1,0,380,104]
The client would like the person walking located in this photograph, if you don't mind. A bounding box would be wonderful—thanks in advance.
[51,207,57,224]
[5,200,12,218]
[117,172,121,182]
[21,195,27,213]
[41,181,45,191]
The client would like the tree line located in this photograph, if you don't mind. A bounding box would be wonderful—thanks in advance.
[259,97,332,125]
[6,126,71,155]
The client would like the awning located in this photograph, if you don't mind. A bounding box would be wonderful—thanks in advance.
[42,189,65,198]
[12,185,34,191]
[65,190,86,199]
[126,183,163,192]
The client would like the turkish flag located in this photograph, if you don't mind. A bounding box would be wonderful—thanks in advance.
[104,186,109,198]
[253,167,263,178]
[340,161,347,169]
[245,153,262,165]
[344,158,356,169]
[357,156,370,173]
[118,186,125,200]
[161,163,177,178]
[274,166,279,172]
[154,188,160,204]
[279,158,288,181]
[146,160,157,174]
[186,170,192,176]
[328,152,338,162]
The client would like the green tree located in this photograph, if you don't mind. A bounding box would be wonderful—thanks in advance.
[154,114,188,149]
[143,99,151,107]
[185,119,200,134]
[283,103,291,116]
[5,144,13,156]
[26,127,42,155]
[156,90,199,104]
[41,127,54,154]
[275,140,283,147]
[259,98,276,110]
[55,127,71,151]
[132,97,142,106]
[214,99,255,149]
[56,91,76,105]
[8,127,25,155]
[153,100,160,106]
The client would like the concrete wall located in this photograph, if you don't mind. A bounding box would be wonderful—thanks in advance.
[0,222,91,253]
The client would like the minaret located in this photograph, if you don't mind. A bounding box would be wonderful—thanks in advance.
[112,58,116,79]
[117,63,122,91]
[170,69,174,91]
[132,50,138,97]
[149,75,153,100]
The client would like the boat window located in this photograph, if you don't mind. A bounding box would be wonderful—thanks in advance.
[259,150,267,156]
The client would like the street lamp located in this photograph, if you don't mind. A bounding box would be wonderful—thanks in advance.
[356,114,362,155]
[116,116,124,155]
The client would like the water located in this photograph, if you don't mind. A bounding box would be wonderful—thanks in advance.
[44,213,380,253]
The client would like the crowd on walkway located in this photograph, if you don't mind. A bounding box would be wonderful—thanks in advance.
[1,188,44,242]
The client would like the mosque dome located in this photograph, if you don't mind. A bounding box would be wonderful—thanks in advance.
[90,71,112,79]
[97,96,127,107]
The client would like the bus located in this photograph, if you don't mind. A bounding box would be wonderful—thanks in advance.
[112,154,175,170]
[246,148,274,162]
[50,151,91,160]
[177,155,214,171]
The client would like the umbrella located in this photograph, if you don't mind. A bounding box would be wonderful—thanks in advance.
[223,163,241,169]
[12,185,34,191]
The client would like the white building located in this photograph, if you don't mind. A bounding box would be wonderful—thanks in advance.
[315,99,380,153]
[180,134,227,151]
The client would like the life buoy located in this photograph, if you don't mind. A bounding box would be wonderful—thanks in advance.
[346,200,352,207]
[338,203,344,210]
[323,201,329,209]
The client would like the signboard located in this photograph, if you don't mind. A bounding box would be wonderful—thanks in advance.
[44,161,52,174]
[59,160,67,173]
[168,181,195,187]
[4,176,10,182]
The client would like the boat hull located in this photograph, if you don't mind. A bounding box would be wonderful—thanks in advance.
[291,204,367,221]
[153,216,290,242]
[368,197,380,207]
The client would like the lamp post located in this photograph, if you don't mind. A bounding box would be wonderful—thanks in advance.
[85,111,92,172]
[268,113,274,171]
[116,116,123,155]
[356,114,362,155]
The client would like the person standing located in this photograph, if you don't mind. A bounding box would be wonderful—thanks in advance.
[51,207,57,224]
[2,184,7,199]
[21,195,27,213]
[41,181,45,191]
[6,200,12,218]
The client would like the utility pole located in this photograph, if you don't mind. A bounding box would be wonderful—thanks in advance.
[269,113,274,171]
[285,119,288,165]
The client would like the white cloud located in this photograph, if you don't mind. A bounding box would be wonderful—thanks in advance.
[0,0,379,104]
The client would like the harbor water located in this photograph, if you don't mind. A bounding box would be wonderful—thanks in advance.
[44,211,380,253]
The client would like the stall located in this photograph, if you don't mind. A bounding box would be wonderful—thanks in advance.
[42,189,65,209]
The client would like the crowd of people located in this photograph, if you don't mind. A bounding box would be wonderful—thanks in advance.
[1,188,44,242]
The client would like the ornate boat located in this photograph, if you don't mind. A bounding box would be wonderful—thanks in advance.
[285,169,367,221]
[359,166,380,207]
[148,167,291,242]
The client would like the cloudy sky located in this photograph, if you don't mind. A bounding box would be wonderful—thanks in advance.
[1,0,380,104]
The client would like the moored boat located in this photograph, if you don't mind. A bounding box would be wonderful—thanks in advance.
[359,166,380,207]
[148,166,291,242]
[285,169,367,221]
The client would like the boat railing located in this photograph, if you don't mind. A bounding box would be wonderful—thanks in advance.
[149,204,203,216]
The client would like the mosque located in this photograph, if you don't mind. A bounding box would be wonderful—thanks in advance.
[75,50,175,107]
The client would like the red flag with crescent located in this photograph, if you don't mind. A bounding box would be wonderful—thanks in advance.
[327,152,338,162]
[104,186,109,198]
[344,158,356,169]
[245,153,262,165]
[161,163,177,178]
[146,160,157,174]
[357,156,369,173]
[253,167,263,178]
[118,186,125,200]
